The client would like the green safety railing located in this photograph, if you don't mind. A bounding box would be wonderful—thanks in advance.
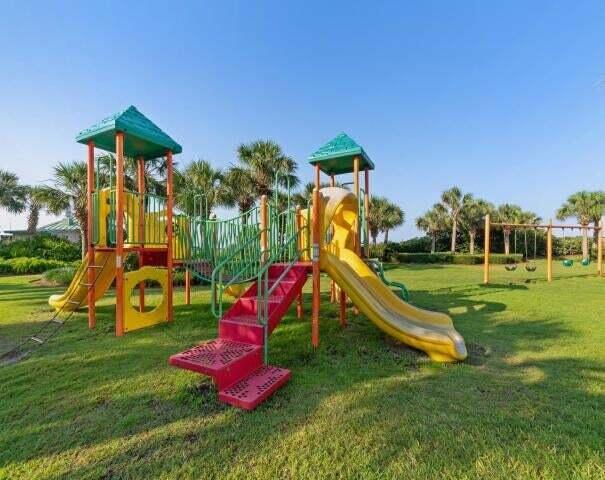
[256,228,307,362]
[208,203,310,363]
[210,230,265,319]
[187,206,261,280]
[365,258,410,301]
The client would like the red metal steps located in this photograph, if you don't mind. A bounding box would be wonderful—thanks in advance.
[169,263,307,409]
[168,339,262,389]
[219,365,291,410]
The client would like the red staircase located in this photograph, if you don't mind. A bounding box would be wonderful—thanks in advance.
[169,264,307,410]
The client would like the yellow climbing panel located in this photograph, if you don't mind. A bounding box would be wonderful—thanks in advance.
[123,266,169,333]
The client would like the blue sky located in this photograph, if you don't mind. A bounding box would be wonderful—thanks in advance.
[1,1,605,240]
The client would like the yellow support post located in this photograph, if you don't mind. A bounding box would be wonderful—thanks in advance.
[483,214,490,284]
[547,219,553,282]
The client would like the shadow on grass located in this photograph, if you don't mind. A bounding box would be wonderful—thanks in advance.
[0,278,602,478]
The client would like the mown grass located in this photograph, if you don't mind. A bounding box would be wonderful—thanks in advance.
[0,260,603,479]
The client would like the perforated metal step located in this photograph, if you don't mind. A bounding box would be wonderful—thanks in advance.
[219,365,291,410]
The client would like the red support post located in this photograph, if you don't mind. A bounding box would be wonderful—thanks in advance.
[86,141,96,329]
[166,150,174,322]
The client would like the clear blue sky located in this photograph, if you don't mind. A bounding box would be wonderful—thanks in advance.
[1,1,605,240]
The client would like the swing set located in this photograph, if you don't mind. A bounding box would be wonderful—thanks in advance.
[502,228,538,272]
[483,214,604,284]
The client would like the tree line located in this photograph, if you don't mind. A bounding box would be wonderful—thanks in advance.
[415,187,605,257]
[0,140,402,257]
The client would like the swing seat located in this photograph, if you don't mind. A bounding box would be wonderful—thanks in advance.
[504,263,517,271]
[525,262,537,272]
[562,259,573,267]
[581,258,591,266]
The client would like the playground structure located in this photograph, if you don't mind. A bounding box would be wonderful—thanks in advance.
[48,106,183,335]
[170,132,467,409]
[483,214,603,284]
[40,109,467,410]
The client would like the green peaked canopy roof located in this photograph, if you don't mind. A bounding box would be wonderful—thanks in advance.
[76,105,182,159]
[308,133,374,175]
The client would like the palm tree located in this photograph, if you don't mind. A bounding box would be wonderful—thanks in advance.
[382,200,405,244]
[39,162,89,257]
[0,169,26,214]
[96,154,166,196]
[234,140,299,199]
[416,204,449,253]
[459,198,493,254]
[440,186,473,253]
[367,197,405,244]
[557,191,605,258]
[368,196,389,245]
[174,159,223,217]
[25,186,48,234]
[220,167,257,214]
[495,203,522,254]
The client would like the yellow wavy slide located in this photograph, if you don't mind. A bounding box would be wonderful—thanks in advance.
[319,187,467,362]
[49,251,116,311]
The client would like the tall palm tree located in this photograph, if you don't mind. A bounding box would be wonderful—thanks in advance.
[234,140,299,199]
[174,159,223,217]
[39,162,89,257]
[440,186,473,253]
[495,203,522,255]
[416,204,449,253]
[382,200,405,244]
[367,197,405,244]
[220,167,257,214]
[368,196,389,245]
[459,198,493,254]
[25,186,48,234]
[0,169,26,214]
[557,191,605,258]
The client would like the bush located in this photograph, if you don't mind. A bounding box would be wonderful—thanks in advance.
[391,253,523,265]
[42,266,78,286]
[0,234,80,262]
[0,257,74,275]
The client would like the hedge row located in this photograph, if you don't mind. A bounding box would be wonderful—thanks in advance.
[0,257,77,275]
[0,234,80,262]
[390,253,524,265]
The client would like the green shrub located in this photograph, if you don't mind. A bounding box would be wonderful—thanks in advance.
[0,234,80,262]
[42,266,78,286]
[391,253,523,265]
[0,257,73,274]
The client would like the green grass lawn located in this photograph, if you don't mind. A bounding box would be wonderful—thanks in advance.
[0,261,603,479]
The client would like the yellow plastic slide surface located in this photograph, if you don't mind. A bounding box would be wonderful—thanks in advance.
[48,251,116,311]
[319,187,467,362]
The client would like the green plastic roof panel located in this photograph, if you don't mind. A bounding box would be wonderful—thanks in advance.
[308,133,374,175]
[76,105,182,159]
